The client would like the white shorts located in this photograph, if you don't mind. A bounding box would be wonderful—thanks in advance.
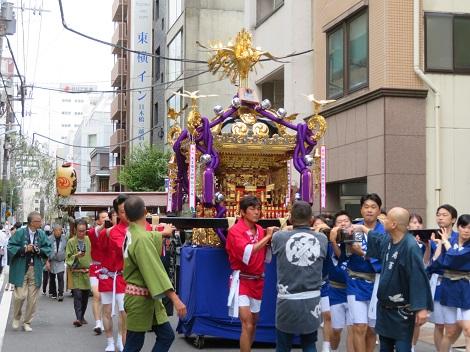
[238,295,261,313]
[442,306,470,324]
[347,295,376,327]
[89,276,99,288]
[321,296,330,313]
[430,301,445,325]
[100,292,125,312]
[331,302,353,330]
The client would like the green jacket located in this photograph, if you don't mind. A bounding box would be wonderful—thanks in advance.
[8,227,52,288]
[123,223,173,331]
[66,236,91,290]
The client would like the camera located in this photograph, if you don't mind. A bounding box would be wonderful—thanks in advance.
[318,227,364,243]
[77,242,86,253]
[32,245,40,254]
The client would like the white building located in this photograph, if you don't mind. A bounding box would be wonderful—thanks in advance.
[20,184,41,223]
[162,0,245,136]
[28,84,98,160]
[73,94,113,192]
[422,0,470,221]
[244,0,313,120]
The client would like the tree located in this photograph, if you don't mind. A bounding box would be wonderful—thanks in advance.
[118,145,170,191]
[10,137,62,222]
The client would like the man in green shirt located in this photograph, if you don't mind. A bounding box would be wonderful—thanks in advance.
[66,219,92,327]
[123,196,186,352]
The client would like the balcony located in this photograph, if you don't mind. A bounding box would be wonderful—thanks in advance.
[109,165,123,187]
[111,93,126,121]
[112,22,127,55]
[111,58,127,87]
[112,0,127,22]
[110,129,126,153]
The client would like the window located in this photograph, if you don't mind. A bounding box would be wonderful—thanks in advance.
[168,0,181,28]
[61,111,71,115]
[260,72,284,109]
[327,10,368,99]
[167,91,182,113]
[155,0,159,19]
[88,134,97,147]
[168,31,182,81]
[155,47,161,79]
[425,13,470,73]
[154,102,159,126]
[151,102,159,143]
[257,0,284,24]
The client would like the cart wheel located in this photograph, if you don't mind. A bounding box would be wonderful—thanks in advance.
[193,335,205,349]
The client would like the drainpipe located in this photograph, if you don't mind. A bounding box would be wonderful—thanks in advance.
[413,0,441,208]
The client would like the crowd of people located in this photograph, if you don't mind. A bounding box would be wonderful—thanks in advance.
[227,194,470,352]
[1,192,469,352]
[4,194,186,352]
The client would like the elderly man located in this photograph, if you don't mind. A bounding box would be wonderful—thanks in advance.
[359,207,433,352]
[8,211,52,332]
[48,224,67,301]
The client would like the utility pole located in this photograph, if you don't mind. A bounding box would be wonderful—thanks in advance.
[0,1,16,222]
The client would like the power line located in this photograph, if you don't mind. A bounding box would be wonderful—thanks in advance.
[32,124,160,149]
[6,37,26,118]
[259,49,313,61]
[57,0,206,64]
[27,69,211,94]
[0,70,22,136]
[30,0,44,87]
[20,0,27,77]
[57,0,313,66]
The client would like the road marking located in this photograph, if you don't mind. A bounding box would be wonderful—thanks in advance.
[0,271,13,351]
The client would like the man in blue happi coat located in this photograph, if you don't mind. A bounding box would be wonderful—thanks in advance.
[357,207,433,352]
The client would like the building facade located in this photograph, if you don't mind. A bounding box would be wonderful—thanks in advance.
[73,94,113,192]
[244,0,313,119]
[110,0,129,191]
[110,0,245,190]
[27,84,97,160]
[421,0,470,222]
[162,0,245,145]
[313,0,470,221]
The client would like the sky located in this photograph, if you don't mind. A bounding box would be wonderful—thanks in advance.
[7,0,114,143]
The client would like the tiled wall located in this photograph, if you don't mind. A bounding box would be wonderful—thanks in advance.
[314,0,424,101]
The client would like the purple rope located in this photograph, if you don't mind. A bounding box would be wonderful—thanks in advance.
[255,106,298,130]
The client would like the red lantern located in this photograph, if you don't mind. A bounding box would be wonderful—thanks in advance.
[56,162,77,197]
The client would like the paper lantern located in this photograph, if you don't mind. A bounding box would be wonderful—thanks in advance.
[56,162,77,197]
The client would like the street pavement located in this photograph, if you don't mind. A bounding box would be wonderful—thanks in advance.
[0,274,449,351]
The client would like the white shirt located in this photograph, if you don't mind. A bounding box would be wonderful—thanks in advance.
[0,230,7,247]
[28,228,37,244]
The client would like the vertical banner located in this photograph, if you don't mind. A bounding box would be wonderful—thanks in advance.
[165,178,173,213]
[285,160,291,207]
[129,0,152,149]
[189,144,197,211]
[320,146,327,209]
